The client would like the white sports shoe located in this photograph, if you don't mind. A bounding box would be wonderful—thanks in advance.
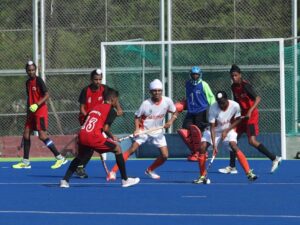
[106,171,116,181]
[60,180,70,188]
[121,177,140,187]
[145,170,160,179]
[271,156,282,173]
[218,166,238,174]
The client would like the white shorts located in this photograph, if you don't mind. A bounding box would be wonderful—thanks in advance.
[134,133,167,148]
[201,129,237,147]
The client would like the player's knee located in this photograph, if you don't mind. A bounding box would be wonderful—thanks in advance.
[199,142,208,154]
[161,152,168,159]
[127,147,136,155]
[38,133,47,141]
[177,128,189,139]
[114,145,122,154]
[229,142,238,152]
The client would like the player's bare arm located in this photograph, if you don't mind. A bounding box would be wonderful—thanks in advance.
[247,95,261,118]
[80,104,88,117]
[134,116,141,136]
[37,92,49,107]
[164,111,179,128]
[210,122,217,152]
[222,116,244,140]
[115,99,124,116]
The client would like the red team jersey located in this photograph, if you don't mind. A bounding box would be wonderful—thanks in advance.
[26,76,48,116]
[78,103,113,149]
[25,76,48,130]
[78,84,108,125]
[231,79,259,136]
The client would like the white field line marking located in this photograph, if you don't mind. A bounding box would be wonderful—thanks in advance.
[0,182,300,185]
[0,210,299,219]
[181,195,207,198]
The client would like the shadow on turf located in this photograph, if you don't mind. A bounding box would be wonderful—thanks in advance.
[42,183,119,188]
[28,174,107,179]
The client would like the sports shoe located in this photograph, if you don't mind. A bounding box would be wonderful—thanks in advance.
[60,180,70,188]
[122,177,140,187]
[247,170,258,181]
[51,158,68,169]
[187,152,199,161]
[12,161,31,169]
[271,156,282,173]
[145,170,160,179]
[75,166,88,179]
[193,175,210,184]
[106,171,116,181]
[218,166,238,174]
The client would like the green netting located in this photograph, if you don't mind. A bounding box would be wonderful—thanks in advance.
[284,43,300,135]
[103,41,286,135]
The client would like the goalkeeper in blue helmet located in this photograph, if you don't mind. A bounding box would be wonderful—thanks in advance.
[177,66,215,161]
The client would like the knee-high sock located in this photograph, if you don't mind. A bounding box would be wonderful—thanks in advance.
[111,151,131,173]
[229,150,236,168]
[63,157,81,182]
[43,138,60,157]
[256,144,276,161]
[115,153,127,180]
[198,153,207,176]
[236,150,250,174]
[23,139,31,160]
[147,155,167,172]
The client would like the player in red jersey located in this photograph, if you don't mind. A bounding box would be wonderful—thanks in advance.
[60,88,140,188]
[12,61,67,169]
[75,69,123,178]
[78,69,123,125]
[218,64,281,174]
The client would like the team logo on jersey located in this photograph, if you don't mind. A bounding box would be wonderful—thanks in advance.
[32,86,36,91]
[88,97,91,103]
[98,96,103,101]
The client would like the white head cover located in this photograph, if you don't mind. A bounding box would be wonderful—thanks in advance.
[27,61,34,65]
[96,69,102,75]
[149,79,163,90]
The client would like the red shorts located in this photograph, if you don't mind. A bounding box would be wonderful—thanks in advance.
[78,132,117,153]
[25,114,48,131]
[236,110,259,137]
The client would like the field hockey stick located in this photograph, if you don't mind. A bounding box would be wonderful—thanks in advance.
[118,126,164,142]
[207,148,218,171]
[99,154,109,176]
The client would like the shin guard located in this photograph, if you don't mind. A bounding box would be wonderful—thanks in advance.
[177,129,194,152]
[189,125,202,153]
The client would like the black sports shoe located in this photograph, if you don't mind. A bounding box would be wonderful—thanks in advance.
[75,166,88,179]
[247,170,258,181]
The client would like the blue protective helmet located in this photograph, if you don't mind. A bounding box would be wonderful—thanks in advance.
[190,66,202,85]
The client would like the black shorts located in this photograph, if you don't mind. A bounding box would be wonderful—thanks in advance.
[182,111,208,132]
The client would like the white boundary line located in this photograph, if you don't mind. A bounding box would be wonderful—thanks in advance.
[0,182,300,186]
[181,195,207,198]
[0,210,299,219]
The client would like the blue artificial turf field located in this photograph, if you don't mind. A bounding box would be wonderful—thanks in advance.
[0,158,299,225]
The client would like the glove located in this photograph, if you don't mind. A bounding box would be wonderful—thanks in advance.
[29,104,38,113]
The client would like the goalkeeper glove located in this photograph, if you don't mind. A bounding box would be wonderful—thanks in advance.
[29,104,38,112]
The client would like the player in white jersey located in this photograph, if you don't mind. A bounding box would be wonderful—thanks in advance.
[107,79,179,181]
[193,91,258,184]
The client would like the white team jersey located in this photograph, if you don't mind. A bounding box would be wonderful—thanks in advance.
[135,96,176,133]
[208,100,241,133]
